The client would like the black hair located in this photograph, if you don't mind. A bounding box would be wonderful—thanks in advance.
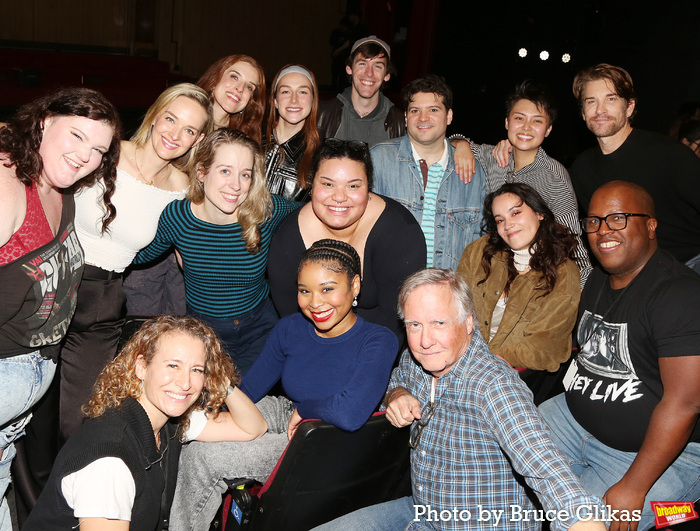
[402,74,453,112]
[298,239,362,286]
[505,80,557,124]
[480,183,576,297]
[309,139,373,190]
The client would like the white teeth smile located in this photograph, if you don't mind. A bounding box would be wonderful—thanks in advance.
[222,192,238,201]
[599,241,620,249]
[64,157,81,169]
[360,80,375,86]
[165,391,187,400]
[314,309,333,318]
[227,92,240,102]
[517,134,534,141]
[162,137,178,149]
[328,206,349,213]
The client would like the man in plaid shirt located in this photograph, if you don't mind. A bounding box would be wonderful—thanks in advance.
[315,269,611,531]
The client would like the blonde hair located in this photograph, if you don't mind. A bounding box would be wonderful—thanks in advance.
[131,83,214,173]
[188,128,272,252]
[83,315,236,440]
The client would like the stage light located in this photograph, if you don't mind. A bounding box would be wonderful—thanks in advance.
[539,50,549,60]
[518,48,527,58]
[562,53,571,63]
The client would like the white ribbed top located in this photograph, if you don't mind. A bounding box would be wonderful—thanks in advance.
[74,168,187,272]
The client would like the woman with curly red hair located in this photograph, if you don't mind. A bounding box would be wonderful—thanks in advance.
[24,315,266,531]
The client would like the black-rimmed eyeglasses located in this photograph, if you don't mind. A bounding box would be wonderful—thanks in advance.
[408,402,435,449]
[580,213,650,234]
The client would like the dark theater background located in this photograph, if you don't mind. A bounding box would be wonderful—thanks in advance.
[0,0,698,167]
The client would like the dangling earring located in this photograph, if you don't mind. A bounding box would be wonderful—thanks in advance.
[352,295,358,307]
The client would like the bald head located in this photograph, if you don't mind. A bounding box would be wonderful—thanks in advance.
[589,180,655,218]
[587,180,658,288]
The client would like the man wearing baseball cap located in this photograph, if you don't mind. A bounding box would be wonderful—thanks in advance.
[317,35,405,147]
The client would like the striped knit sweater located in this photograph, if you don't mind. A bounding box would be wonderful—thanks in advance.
[134,195,298,318]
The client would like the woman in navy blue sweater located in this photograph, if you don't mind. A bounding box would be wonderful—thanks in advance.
[169,239,399,531]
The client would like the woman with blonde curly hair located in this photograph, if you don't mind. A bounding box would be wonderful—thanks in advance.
[133,129,300,374]
[197,54,266,142]
[24,315,266,531]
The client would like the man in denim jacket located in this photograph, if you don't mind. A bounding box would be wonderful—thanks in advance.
[371,75,486,270]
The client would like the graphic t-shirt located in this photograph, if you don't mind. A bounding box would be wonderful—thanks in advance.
[564,249,700,452]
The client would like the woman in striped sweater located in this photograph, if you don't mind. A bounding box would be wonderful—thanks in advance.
[133,128,299,374]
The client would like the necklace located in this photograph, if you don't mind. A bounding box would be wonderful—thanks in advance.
[133,147,166,187]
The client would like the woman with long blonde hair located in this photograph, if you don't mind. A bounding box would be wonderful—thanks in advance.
[59,83,213,443]
[133,129,300,374]
[24,315,266,531]
[264,64,321,201]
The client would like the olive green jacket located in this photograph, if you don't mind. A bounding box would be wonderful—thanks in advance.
[456,235,580,372]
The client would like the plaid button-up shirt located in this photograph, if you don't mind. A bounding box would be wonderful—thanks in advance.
[386,330,604,531]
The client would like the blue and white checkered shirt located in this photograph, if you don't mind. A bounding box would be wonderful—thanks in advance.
[386,330,604,531]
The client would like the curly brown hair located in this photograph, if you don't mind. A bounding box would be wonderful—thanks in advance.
[0,87,122,231]
[83,315,237,441]
[480,183,576,297]
[197,55,266,144]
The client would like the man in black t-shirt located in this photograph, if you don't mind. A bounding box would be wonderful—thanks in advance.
[568,63,700,266]
[539,181,700,531]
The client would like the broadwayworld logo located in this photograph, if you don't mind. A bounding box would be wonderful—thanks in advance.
[651,501,698,528]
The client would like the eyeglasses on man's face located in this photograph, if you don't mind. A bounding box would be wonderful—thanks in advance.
[580,212,650,234]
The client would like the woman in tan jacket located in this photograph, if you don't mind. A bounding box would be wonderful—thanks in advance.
[457,183,580,395]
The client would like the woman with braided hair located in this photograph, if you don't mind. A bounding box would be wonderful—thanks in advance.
[169,238,398,531]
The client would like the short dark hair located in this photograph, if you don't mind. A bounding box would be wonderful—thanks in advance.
[309,139,373,190]
[402,75,453,112]
[505,80,557,124]
[572,63,637,120]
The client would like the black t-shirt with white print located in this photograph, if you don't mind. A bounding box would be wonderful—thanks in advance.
[564,248,700,452]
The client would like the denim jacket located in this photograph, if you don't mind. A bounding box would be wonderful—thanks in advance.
[371,136,486,270]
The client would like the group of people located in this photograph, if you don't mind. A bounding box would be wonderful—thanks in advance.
[0,30,699,531]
